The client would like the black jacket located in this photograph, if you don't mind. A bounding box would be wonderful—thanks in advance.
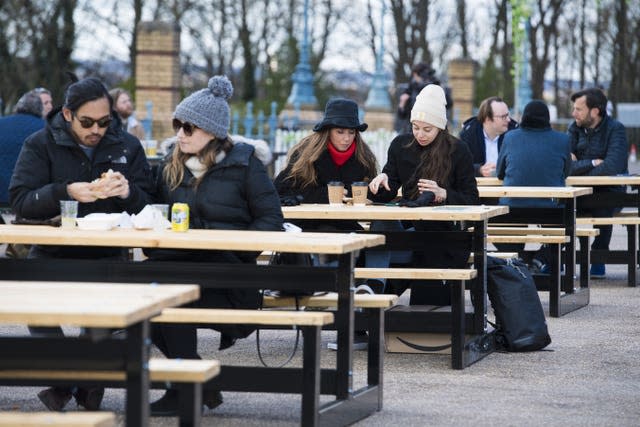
[146,143,283,338]
[371,134,479,207]
[9,109,154,258]
[459,116,519,176]
[274,148,374,230]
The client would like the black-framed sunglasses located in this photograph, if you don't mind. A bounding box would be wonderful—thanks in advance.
[172,118,198,136]
[72,112,112,129]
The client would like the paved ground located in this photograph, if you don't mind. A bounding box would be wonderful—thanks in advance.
[2,163,640,425]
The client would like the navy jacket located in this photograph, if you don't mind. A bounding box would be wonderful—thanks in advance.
[568,114,628,194]
[0,113,45,205]
[459,116,519,176]
[9,109,154,258]
[496,127,571,207]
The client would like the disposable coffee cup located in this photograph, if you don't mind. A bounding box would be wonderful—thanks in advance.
[351,181,369,206]
[327,181,344,206]
[60,200,79,228]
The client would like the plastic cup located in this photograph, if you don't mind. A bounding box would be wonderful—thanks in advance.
[60,200,78,228]
[327,181,344,206]
[151,204,170,219]
[144,140,158,157]
[351,181,369,206]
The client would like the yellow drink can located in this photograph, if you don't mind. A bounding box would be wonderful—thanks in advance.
[171,203,189,232]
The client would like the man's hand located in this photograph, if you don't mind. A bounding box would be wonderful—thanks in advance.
[369,173,390,194]
[592,158,604,167]
[480,162,496,177]
[571,153,577,161]
[68,172,131,203]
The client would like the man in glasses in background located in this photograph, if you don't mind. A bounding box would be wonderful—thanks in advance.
[8,76,155,411]
[459,96,519,177]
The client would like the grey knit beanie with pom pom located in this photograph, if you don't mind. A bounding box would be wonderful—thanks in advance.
[174,75,233,138]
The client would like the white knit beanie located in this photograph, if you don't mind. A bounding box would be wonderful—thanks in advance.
[410,84,448,130]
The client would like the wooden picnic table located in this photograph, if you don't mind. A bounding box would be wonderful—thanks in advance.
[477,186,593,316]
[0,281,199,426]
[0,225,384,426]
[283,204,508,369]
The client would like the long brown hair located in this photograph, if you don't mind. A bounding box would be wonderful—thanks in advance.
[406,129,456,199]
[163,136,234,191]
[284,129,378,189]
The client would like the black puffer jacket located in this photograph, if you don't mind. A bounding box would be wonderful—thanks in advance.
[146,142,283,339]
[9,109,154,258]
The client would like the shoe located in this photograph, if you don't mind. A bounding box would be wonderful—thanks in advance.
[530,259,547,274]
[150,389,179,417]
[590,264,606,279]
[327,331,368,351]
[202,389,223,410]
[151,388,224,417]
[73,387,104,410]
[37,387,72,412]
[355,284,375,295]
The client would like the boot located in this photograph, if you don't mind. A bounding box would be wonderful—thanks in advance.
[74,387,105,410]
[37,387,72,412]
[150,389,179,417]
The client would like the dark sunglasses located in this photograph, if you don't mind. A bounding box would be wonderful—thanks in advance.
[172,119,198,136]
[72,112,112,129]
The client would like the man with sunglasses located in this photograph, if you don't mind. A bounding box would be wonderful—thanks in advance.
[8,77,155,412]
[459,96,519,177]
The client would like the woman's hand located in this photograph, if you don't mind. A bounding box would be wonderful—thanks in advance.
[369,173,390,194]
[418,179,447,203]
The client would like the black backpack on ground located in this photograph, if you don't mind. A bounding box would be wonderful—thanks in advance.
[486,256,552,351]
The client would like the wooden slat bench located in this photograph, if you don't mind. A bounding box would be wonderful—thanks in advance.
[335,267,479,369]
[0,358,219,427]
[152,308,333,426]
[0,412,116,427]
[576,216,640,286]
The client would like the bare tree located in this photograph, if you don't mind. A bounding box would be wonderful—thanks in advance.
[389,0,432,86]
[528,0,565,99]
[0,1,77,111]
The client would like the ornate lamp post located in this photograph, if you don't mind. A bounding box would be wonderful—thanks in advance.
[286,0,317,108]
[365,1,391,110]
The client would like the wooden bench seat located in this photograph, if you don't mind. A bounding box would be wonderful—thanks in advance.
[487,234,569,244]
[0,358,219,427]
[576,216,640,225]
[353,267,476,280]
[153,307,333,425]
[0,412,115,427]
[261,292,397,309]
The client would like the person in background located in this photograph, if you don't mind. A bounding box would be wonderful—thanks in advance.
[369,84,479,306]
[32,87,53,118]
[396,62,452,134]
[0,91,45,208]
[274,98,378,231]
[459,96,519,177]
[496,100,571,272]
[569,87,628,279]
[146,75,283,416]
[109,88,146,140]
[9,76,154,412]
[0,91,46,258]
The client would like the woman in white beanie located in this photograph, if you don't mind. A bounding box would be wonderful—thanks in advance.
[367,84,479,305]
[146,75,283,416]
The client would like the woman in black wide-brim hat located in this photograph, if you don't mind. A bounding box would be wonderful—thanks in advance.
[274,98,378,230]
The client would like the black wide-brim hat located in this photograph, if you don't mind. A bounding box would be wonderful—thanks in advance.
[313,98,368,132]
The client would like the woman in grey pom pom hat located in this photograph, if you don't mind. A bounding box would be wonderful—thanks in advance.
[146,75,283,416]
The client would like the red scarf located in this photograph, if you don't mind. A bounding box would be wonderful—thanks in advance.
[327,140,357,167]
